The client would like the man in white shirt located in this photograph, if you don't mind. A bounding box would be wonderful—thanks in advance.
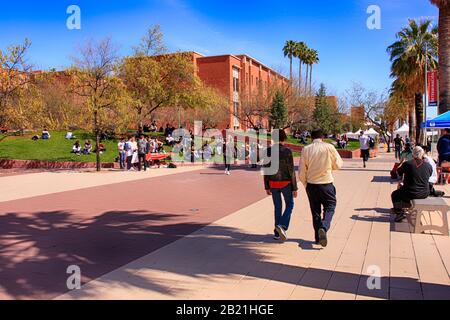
[359,131,370,168]
[299,129,343,247]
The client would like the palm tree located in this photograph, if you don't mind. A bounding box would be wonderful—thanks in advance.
[308,49,319,92]
[387,19,438,142]
[295,41,308,89]
[303,49,312,92]
[283,40,297,82]
[430,1,450,114]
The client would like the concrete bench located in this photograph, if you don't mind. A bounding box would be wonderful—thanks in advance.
[409,198,449,236]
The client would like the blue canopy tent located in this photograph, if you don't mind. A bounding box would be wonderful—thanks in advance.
[423,111,450,128]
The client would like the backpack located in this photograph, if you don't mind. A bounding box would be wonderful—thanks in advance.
[124,141,131,151]
[168,163,177,169]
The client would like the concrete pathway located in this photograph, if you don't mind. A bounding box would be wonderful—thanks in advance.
[1,152,449,300]
[57,152,450,300]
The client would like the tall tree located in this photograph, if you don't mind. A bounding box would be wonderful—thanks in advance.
[283,40,297,82]
[70,38,130,171]
[295,41,308,89]
[0,38,33,128]
[313,83,334,134]
[308,49,319,92]
[133,25,167,56]
[387,19,438,142]
[430,1,450,114]
[269,91,288,129]
[120,52,207,133]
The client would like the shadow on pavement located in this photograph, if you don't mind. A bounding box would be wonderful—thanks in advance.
[0,209,448,300]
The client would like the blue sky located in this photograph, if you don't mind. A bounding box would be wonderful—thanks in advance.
[0,0,438,95]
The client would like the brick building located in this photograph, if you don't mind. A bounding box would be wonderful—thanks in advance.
[191,52,289,130]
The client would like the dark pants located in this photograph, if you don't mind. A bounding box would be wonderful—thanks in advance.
[271,185,294,232]
[395,147,401,160]
[126,156,133,170]
[138,154,148,171]
[391,188,429,212]
[361,149,370,163]
[306,183,337,242]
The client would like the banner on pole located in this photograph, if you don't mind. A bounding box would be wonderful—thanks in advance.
[427,70,439,107]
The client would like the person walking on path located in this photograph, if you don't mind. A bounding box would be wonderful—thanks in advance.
[223,134,235,175]
[118,138,126,170]
[263,129,298,241]
[394,134,404,161]
[299,129,343,247]
[137,135,150,172]
[359,131,370,168]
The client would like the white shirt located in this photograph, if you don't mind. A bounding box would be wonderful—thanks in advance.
[299,139,344,185]
[118,142,125,152]
[424,155,438,184]
[359,135,370,150]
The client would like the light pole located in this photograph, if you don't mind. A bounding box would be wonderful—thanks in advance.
[423,42,428,145]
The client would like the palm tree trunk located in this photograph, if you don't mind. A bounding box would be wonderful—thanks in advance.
[310,65,313,92]
[299,61,302,89]
[408,106,416,143]
[290,58,293,82]
[415,92,424,143]
[305,64,309,92]
[438,4,450,114]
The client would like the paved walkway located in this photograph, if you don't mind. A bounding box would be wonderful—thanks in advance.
[59,152,450,300]
[1,152,449,300]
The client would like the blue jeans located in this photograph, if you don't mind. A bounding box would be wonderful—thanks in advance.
[119,151,126,169]
[271,185,294,232]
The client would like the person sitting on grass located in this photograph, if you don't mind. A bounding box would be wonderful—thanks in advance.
[41,128,51,140]
[94,142,106,154]
[72,140,81,155]
[83,140,93,155]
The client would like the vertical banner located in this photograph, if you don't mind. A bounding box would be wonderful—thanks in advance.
[427,70,439,107]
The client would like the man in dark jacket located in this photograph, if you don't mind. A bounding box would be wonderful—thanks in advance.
[392,146,432,222]
[437,128,450,165]
[263,129,298,241]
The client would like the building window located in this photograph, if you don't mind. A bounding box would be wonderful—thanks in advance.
[233,68,239,93]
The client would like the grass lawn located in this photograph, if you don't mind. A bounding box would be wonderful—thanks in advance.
[286,136,361,151]
[0,131,121,163]
[0,130,178,163]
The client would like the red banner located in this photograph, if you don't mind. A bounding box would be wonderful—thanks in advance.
[427,70,439,107]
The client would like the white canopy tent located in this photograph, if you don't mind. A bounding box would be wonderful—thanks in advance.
[364,128,379,138]
[394,124,409,139]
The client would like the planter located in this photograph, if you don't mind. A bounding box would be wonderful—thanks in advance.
[0,159,115,170]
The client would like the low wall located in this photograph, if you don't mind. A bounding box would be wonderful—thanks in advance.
[284,143,379,159]
[0,159,115,170]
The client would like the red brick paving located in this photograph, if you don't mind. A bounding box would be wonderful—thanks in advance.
[0,167,266,299]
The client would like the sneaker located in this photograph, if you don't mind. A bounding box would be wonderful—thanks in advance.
[318,228,328,247]
[276,225,287,241]
[273,235,281,240]
[226,171,231,175]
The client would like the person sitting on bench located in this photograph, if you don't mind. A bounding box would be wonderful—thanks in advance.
[391,146,432,222]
